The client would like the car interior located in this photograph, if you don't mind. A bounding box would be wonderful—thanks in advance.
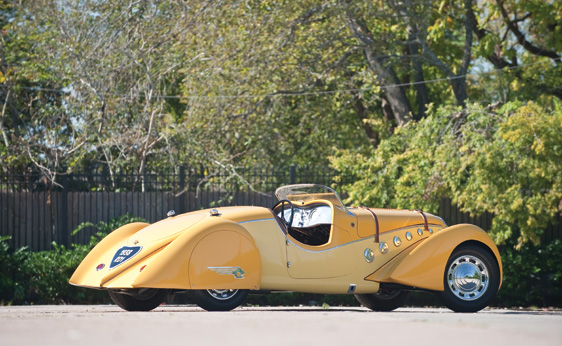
[274,202,333,246]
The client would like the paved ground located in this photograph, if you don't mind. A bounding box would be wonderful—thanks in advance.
[1,305,561,346]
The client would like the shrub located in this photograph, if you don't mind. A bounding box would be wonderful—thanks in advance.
[497,239,562,307]
[0,236,29,304]
[0,214,145,305]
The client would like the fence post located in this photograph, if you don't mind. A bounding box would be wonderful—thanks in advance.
[179,165,185,213]
[290,165,296,184]
[60,169,69,247]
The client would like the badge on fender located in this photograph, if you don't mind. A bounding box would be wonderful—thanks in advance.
[109,246,142,269]
[208,266,245,279]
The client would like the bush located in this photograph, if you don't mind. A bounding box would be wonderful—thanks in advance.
[0,236,29,304]
[331,101,562,248]
[496,239,562,307]
[19,242,109,304]
[0,214,145,305]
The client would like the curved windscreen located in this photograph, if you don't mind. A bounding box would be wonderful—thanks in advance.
[275,184,348,213]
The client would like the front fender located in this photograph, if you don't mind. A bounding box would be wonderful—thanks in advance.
[366,224,502,291]
[116,218,261,290]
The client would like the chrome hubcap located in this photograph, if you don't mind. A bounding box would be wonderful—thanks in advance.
[447,255,489,301]
[207,289,238,301]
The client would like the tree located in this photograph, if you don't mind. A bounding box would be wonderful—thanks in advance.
[332,100,562,247]
[0,0,80,180]
[469,0,562,102]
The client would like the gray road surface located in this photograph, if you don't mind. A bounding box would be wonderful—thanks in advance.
[2,305,561,346]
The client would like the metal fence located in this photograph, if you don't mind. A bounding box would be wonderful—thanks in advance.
[0,165,351,250]
[1,165,560,250]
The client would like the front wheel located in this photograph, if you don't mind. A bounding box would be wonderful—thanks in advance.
[355,290,409,311]
[191,289,248,311]
[438,245,500,313]
[108,288,166,311]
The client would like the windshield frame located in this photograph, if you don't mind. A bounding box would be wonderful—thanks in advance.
[275,184,349,213]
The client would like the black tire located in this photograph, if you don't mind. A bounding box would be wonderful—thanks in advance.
[191,289,248,311]
[355,290,409,311]
[438,245,500,313]
[108,288,166,312]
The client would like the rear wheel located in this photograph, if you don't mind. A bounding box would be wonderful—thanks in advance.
[438,245,500,313]
[108,288,166,311]
[355,290,409,312]
[191,289,248,311]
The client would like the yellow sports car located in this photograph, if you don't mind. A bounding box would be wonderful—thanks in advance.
[70,184,502,312]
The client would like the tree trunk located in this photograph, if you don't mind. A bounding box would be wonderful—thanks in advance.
[345,11,413,125]
[407,29,429,121]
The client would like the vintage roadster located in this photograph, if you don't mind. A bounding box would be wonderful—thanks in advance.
[70,184,502,312]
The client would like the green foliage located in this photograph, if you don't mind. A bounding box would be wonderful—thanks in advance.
[332,100,562,247]
[2,0,561,180]
[19,242,107,304]
[0,236,29,303]
[0,215,145,305]
[331,101,463,212]
[72,214,147,246]
[442,102,562,245]
[497,239,562,307]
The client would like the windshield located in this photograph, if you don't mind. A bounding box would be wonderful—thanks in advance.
[275,184,349,213]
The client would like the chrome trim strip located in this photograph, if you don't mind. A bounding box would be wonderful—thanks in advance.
[364,223,444,238]
[437,216,448,227]
[239,218,276,224]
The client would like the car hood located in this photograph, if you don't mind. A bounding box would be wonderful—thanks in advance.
[355,208,446,238]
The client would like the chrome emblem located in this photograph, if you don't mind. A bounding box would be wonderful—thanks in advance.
[208,266,245,279]
[364,248,375,263]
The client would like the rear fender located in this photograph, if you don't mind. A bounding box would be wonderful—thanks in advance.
[366,224,502,291]
[69,222,150,287]
[128,218,261,290]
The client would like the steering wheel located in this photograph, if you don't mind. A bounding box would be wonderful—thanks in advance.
[272,199,295,228]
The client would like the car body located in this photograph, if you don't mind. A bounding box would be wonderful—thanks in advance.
[70,184,502,312]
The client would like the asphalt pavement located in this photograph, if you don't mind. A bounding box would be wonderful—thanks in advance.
[2,305,561,346]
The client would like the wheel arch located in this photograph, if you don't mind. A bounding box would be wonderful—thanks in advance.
[451,239,503,289]
[188,225,262,290]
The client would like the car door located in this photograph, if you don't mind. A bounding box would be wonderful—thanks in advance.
[286,225,357,279]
